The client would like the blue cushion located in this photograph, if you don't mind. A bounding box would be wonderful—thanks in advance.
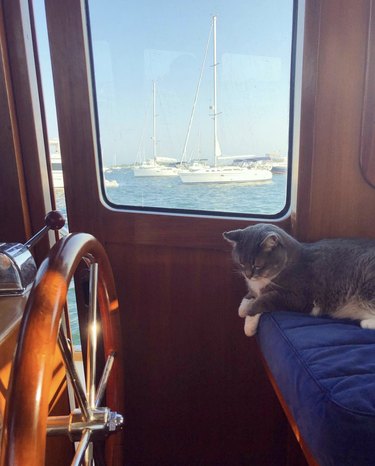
[257,312,375,466]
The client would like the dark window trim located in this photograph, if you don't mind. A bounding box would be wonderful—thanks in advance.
[86,0,300,220]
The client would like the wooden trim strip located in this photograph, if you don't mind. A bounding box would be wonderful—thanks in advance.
[360,0,375,187]
[256,345,319,466]
[2,0,53,260]
[0,0,31,242]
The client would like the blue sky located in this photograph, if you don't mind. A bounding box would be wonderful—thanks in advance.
[34,0,294,166]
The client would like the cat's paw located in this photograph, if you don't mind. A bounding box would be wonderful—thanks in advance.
[244,314,261,337]
[360,318,375,330]
[238,297,255,318]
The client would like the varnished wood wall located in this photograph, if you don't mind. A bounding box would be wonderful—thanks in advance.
[4,0,375,464]
[0,0,54,261]
[43,0,301,463]
[0,0,30,243]
[295,0,375,240]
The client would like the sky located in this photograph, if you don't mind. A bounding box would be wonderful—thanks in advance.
[34,0,294,167]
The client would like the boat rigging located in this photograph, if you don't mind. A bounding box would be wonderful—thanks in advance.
[179,16,273,184]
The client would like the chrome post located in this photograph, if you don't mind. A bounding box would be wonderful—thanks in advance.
[71,428,92,466]
[87,263,99,409]
[95,352,115,407]
[46,415,71,436]
[58,328,91,420]
[47,407,124,439]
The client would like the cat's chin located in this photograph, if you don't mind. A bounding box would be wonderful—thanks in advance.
[244,314,261,337]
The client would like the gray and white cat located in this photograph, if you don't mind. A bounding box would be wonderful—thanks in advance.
[223,223,375,336]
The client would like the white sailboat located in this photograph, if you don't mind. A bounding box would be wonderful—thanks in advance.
[133,82,179,177]
[269,153,288,173]
[179,16,272,184]
[49,139,64,189]
[50,139,119,189]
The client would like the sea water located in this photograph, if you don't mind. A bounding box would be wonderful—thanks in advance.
[55,168,287,346]
[103,168,287,215]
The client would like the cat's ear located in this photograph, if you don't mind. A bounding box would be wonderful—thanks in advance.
[223,229,242,244]
[260,233,280,252]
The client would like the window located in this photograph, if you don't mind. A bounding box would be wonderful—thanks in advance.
[93,1,298,217]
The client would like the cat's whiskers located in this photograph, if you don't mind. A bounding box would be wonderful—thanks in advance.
[268,279,288,292]
[233,267,244,278]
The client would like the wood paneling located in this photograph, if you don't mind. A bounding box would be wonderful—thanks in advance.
[4,0,375,462]
[9,0,375,462]
[360,2,375,186]
[44,0,298,463]
[295,0,375,240]
[0,1,30,243]
[0,0,54,260]
[110,243,301,464]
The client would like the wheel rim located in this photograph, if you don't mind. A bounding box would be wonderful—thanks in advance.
[0,233,125,466]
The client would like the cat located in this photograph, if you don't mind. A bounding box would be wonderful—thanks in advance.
[223,223,375,336]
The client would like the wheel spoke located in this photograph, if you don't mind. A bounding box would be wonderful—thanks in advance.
[58,327,91,420]
[71,429,92,466]
[95,352,115,407]
[87,263,99,408]
[83,442,94,466]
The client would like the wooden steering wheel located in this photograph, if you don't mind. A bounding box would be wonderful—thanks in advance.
[0,233,125,465]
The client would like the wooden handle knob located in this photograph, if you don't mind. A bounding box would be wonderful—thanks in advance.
[44,210,65,230]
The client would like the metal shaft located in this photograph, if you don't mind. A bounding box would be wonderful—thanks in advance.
[87,263,99,408]
[58,328,91,420]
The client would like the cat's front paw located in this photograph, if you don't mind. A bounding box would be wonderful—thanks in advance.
[238,297,255,318]
[244,314,261,337]
[360,318,375,330]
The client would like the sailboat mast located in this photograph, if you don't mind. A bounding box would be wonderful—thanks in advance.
[213,15,219,167]
[152,81,157,159]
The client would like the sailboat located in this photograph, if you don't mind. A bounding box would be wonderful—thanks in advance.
[49,139,64,189]
[179,16,272,184]
[133,82,179,177]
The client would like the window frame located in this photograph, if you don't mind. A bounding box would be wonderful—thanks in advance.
[86,0,303,220]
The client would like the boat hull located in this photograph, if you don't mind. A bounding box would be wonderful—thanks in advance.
[52,171,64,189]
[179,167,272,184]
[271,164,288,174]
[133,166,179,177]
